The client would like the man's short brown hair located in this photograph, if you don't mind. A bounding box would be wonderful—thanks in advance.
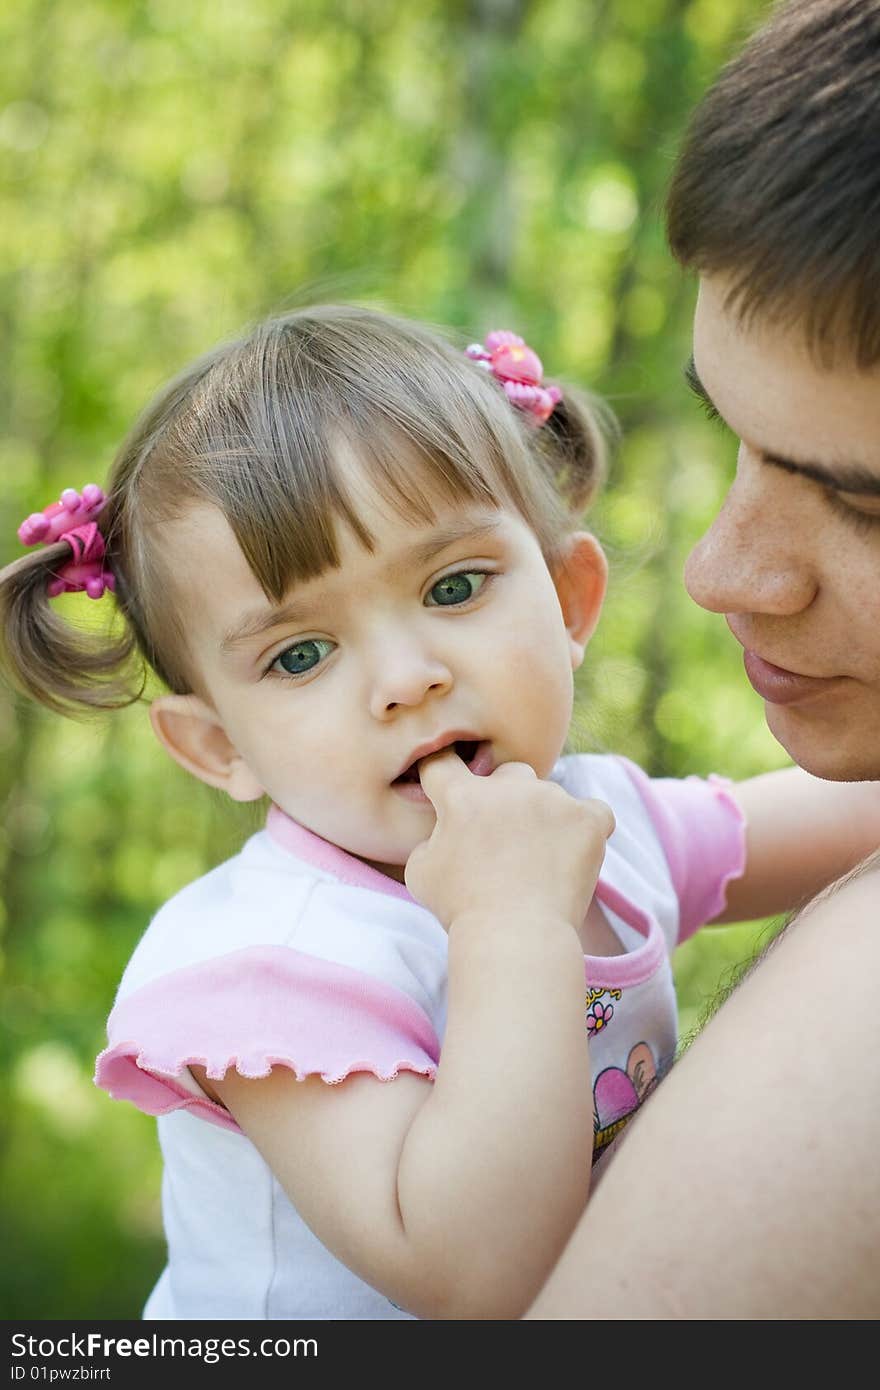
[667,0,880,366]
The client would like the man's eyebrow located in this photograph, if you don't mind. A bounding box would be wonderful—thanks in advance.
[220,515,504,653]
[683,356,880,496]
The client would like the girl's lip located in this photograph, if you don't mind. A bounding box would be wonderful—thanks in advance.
[393,729,483,781]
[392,740,494,802]
[742,650,841,705]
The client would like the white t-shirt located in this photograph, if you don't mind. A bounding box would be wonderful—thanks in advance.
[95,754,745,1320]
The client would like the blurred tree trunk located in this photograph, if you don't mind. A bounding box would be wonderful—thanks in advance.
[450,0,530,325]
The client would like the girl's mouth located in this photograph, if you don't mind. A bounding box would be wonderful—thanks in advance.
[392,740,493,800]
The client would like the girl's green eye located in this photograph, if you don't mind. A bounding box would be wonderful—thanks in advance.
[426,571,487,607]
[272,638,335,677]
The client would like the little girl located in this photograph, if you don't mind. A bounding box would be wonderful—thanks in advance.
[3,306,878,1321]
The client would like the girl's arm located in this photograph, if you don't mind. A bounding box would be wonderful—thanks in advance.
[713,767,880,923]
[202,752,614,1321]
[202,915,588,1320]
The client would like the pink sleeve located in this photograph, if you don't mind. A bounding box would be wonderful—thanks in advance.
[94,945,441,1133]
[616,757,747,943]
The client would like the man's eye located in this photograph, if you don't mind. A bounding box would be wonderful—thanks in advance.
[268,638,335,677]
[425,571,489,607]
[838,492,880,516]
[692,394,728,430]
[684,361,726,428]
[826,490,880,531]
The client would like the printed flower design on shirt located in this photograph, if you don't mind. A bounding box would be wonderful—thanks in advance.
[587,999,613,1034]
[585,985,621,1036]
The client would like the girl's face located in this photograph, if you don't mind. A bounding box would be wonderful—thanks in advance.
[150,467,606,880]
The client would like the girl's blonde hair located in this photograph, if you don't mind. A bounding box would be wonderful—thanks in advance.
[0,305,613,715]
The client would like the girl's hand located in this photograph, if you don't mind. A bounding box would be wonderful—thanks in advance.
[404,748,615,931]
[212,746,605,1320]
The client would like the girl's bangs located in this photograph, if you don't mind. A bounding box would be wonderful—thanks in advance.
[213,388,521,605]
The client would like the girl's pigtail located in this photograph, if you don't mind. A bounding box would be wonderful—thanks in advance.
[465,330,616,521]
[535,385,619,519]
[0,545,142,717]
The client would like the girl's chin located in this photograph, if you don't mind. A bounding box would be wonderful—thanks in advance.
[347,823,428,885]
[357,853,408,884]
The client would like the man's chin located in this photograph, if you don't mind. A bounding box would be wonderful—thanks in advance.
[765,704,880,783]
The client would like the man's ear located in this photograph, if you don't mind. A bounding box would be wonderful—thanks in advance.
[149,694,265,803]
[552,532,608,669]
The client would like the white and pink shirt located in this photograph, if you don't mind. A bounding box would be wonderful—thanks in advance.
[94,754,745,1321]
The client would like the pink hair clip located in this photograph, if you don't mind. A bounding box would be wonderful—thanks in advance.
[466,330,562,425]
[17,484,115,599]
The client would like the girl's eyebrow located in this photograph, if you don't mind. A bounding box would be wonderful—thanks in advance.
[219,515,504,654]
[683,355,880,496]
[221,598,329,653]
[388,514,503,574]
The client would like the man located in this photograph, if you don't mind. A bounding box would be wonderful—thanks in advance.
[528,0,880,1317]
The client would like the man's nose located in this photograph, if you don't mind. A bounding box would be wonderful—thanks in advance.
[367,635,453,720]
[684,457,818,617]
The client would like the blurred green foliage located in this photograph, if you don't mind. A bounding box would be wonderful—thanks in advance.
[0,0,784,1318]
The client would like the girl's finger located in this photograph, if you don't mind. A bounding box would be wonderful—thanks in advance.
[416,745,473,805]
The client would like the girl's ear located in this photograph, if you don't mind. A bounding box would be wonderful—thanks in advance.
[149,695,265,803]
[552,532,608,669]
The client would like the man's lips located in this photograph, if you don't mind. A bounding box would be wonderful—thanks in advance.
[741,649,842,705]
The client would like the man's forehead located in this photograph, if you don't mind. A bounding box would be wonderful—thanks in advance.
[693,275,880,484]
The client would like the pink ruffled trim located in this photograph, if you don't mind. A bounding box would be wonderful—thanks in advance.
[95,946,441,1133]
[615,757,747,941]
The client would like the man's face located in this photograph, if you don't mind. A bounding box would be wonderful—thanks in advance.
[685,274,880,781]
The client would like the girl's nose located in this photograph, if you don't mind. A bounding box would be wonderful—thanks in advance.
[684,454,818,617]
[368,641,454,720]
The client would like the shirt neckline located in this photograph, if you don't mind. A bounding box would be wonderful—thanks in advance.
[265,803,666,986]
[266,804,415,901]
